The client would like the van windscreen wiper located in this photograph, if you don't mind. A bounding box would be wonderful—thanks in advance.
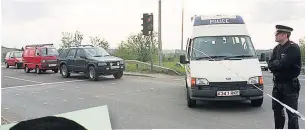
[195,56,228,60]
[224,55,254,59]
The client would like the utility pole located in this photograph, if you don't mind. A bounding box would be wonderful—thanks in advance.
[150,30,154,71]
[181,0,184,50]
[158,0,162,66]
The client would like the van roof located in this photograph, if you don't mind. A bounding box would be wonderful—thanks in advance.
[192,15,245,26]
[25,44,54,49]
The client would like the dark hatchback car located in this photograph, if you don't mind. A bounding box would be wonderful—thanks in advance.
[57,45,125,81]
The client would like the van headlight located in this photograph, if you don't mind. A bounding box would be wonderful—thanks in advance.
[120,60,124,64]
[97,62,107,66]
[192,78,209,86]
[248,76,263,85]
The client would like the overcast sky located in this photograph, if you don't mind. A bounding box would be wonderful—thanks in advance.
[2,0,305,50]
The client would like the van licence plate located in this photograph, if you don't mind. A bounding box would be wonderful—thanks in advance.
[217,90,240,96]
[49,64,57,67]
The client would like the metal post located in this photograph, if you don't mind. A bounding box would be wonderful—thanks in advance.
[150,30,154,71]
[158,0,162,66]
[181,0,184,50]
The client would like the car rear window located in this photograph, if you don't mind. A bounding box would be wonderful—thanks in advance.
[14,52,22,58]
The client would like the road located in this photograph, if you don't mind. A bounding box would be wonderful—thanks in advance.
[1,66,305,129]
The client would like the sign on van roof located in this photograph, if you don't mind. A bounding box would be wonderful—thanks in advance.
[193,15,245,26]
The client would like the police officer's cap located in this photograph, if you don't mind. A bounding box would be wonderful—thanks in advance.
[276,25,293,33]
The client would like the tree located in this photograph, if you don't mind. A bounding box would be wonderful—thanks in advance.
[114,32,158,62]
[60,31,84,48]
[89,36,110,49]
[73,31,83,46]
[299,36,305,64]
[60,32,74,48]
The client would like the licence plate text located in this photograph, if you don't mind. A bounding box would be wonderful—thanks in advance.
[217,90,240,96]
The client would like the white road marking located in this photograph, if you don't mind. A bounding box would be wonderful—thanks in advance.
[4,76,43,84]
[2,80,85,90]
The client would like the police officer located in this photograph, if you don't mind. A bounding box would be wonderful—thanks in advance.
[268,25,301,129]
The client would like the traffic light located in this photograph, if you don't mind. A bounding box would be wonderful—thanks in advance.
[141,13,153,36]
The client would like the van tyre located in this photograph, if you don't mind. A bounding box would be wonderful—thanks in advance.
[24,65,30,73]
[186,88,196,108]
[251,98,263,107]
[36,66,42,74]
[88,66,99,81]
[61,64,70,78]
[113,71,123,79]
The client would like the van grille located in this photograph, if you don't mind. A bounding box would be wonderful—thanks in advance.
[210,81,247,91]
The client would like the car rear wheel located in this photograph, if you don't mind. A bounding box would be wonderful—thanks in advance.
[89,66,99,81]
[15,63,19,69]
[61,64,70,78]
[113,71,123,79]
[24,65,30,73]
[36,66,42,74]
[251,98,263,107]
[5,62,9,68]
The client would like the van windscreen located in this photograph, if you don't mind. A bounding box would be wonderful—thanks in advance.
[191,36,256,60]
[41,48,59,56]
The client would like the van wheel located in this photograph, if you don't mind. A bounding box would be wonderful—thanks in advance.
[186,88,196,108]
[61,64,70,78]
[36,66,42,74]
[24,65,30,73]
[113,71,123,79]
[5,62,9,68]
[251,98,263,107]
[89,66,99,81]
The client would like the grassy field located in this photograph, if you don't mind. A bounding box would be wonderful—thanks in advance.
[125,60,185,75]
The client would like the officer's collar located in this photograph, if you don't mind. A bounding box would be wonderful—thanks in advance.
[279,40,290,47]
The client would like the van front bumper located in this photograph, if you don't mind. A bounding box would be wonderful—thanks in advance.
[189,82,263,101]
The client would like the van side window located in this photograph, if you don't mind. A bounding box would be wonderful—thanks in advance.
[188,39,194,58]
[23,49,29,57]
[35,49,40,56]
[67,49,76,58]
[29,49,35,57]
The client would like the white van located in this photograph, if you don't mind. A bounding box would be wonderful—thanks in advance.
[179,15,264,108]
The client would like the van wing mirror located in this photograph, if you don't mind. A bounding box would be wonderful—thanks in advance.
[180,55,189,64]
[36,52,40,56]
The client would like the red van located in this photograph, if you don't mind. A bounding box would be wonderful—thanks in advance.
[22,44,59,74]
[4,51,23,69]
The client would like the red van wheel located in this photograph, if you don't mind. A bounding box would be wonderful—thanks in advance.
[35,66,42,74]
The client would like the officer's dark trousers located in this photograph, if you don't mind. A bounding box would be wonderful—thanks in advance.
[272,79,300,129]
